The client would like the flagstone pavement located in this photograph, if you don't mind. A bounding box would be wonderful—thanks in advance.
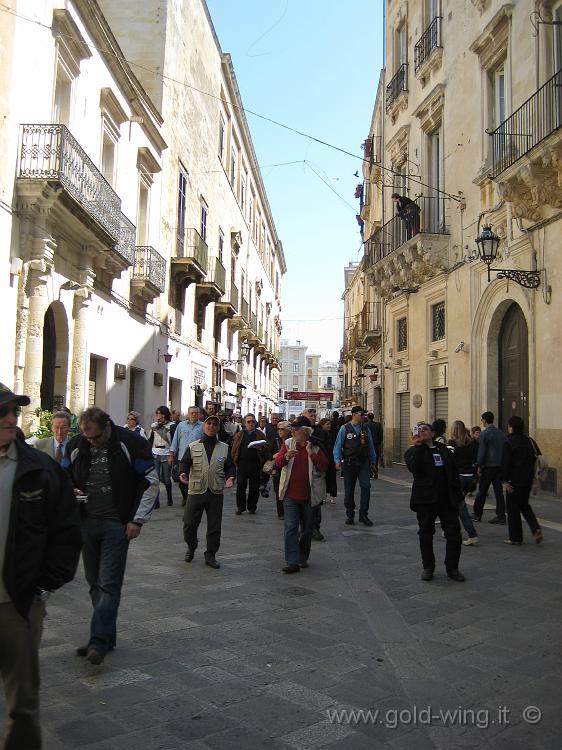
[5,467,562,750]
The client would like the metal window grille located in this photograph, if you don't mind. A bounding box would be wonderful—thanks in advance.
[432,302,446,341]
[397,317,408,352]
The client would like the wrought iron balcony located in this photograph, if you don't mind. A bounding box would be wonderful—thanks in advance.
[227,294,248,332]
[360,302,382,346]
[386,64,408,112]
[115,213,136,266]
[195,256,226,306]
[17,124,121,242]
[414,17,442,73]
[171,227,208,288]
[489,68,562,178]
[250,312,258,335]
[216,281,239,320]
[241,297,249,323]
[131,246,166,303]
[364,195,448,266]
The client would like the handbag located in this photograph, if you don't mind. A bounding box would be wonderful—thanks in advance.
[529,438,548,482]
[261,459,275,475]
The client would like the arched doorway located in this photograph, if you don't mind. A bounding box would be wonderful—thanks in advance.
[40,302,69,412]
[499,302,529,430]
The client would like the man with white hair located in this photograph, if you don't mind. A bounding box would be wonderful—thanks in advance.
[275,416,329,573]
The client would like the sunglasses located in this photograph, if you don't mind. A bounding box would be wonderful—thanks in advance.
[0,405,21,419]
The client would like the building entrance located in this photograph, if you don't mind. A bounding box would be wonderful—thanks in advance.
[499,302,529,430]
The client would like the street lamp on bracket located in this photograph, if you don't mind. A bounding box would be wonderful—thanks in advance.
[475,225,541,289]
[221,341,251,367]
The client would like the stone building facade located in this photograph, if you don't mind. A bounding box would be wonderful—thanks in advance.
[1,0,284,432]
[342,0,562,493]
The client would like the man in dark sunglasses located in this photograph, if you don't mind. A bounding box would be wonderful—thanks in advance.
[0,383,81,749]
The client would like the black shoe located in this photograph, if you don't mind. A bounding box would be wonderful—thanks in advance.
[299,561,309,569]
[86,648,105,665]
[345,517,354,525]
[278,515,284,520]
[447,569,466,582]
[167,501,173,506]
[185,547,195,562]
[311,529,325,541]
[282,564,300,574]
[471,513,482,522]
[235,510,244,515]
[77,644,113,657]
[248,509,256,514]
[489,516,506,524]
[205,556,220,569]
[421,568,434,581]
[359,515,373,527]
[181,500,187,507]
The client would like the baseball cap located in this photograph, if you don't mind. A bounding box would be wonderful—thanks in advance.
[204,415,220,424]
[351,405,365,414]
[0,383,30,407]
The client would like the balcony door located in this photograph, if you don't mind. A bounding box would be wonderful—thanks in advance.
[427,130,443,232]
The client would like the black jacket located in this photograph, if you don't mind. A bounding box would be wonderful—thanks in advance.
[66,422,158,525]
[404,442,463,510]
[4,437,82,619]
[502,434,539,487]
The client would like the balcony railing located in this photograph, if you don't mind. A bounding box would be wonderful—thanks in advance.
[258,322,263,341]
[414,16,442,73]
[210,257,226,294]
[241,297,249,323]
[221,281,239,311]
[250,312,257,335]
[364,195,448,266]
[386,64,408,111]
[133,246,166,293]
[361,302,381,336]
[177,227,209,273]
[18,124,121,240]
[115,213,136,266]
[489,68,562,178]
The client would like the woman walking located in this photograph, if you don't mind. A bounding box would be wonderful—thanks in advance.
[447,420,479,546]
[319,418,338,503]
[148,406,174,507]
[272,421,291,519]
[502,416,543,545]
[124,411,147,438]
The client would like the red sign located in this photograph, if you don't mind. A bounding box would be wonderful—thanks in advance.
[284,391,334,401]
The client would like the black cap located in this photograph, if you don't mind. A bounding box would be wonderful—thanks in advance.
[351,405,365,414]
[292,416,312,428]
[0,383,30,407]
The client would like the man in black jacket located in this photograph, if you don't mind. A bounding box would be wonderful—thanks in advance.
[404,422,465,582]
[0,384,81,750]
[66,407,159,665]
[502,416,543,545]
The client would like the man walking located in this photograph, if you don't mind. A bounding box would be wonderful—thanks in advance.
[333,406,377,526]
[168,406,204,506]
[231,414,270,515]
[275,416,329,573]
[179,415,236,569]
[0,384,81,749]
[365,412,383,470]
[67,407,159,665]
[148,406,174,507]
[32,410,72,462]
[472,411,507,523]
[405,422,465,582]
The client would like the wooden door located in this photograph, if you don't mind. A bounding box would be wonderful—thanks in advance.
[499,303,529,430]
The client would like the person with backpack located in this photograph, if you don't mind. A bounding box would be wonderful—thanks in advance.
[502,416,543,545]
[333,406,377,526]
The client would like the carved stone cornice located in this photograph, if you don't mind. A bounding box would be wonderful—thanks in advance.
[386,125,410,167]
[470,0,491,13]
[496,178,542,222]
[413,84,445,132]
[470,4,513,70]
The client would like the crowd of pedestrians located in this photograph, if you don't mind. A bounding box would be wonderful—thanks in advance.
[0,378,548,749]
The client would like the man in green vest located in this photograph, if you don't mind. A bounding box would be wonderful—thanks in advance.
[179,415,236,569]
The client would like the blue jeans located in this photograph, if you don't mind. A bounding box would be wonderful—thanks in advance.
[343,459,371,518]
[283,498,313,566]
[155,458,172,504]
[82,517,130,653]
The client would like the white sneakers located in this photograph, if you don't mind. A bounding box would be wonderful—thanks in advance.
[462,537,480,546]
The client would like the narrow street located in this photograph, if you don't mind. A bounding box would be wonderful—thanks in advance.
[29,471,562,749]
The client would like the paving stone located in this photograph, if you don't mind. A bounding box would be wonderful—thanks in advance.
[25,472,562,749]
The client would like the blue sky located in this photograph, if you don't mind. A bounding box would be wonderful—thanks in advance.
[206,0,384,361]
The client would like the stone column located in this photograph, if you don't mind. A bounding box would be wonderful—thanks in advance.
[22,251,54,434]
[69,263,95,416]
